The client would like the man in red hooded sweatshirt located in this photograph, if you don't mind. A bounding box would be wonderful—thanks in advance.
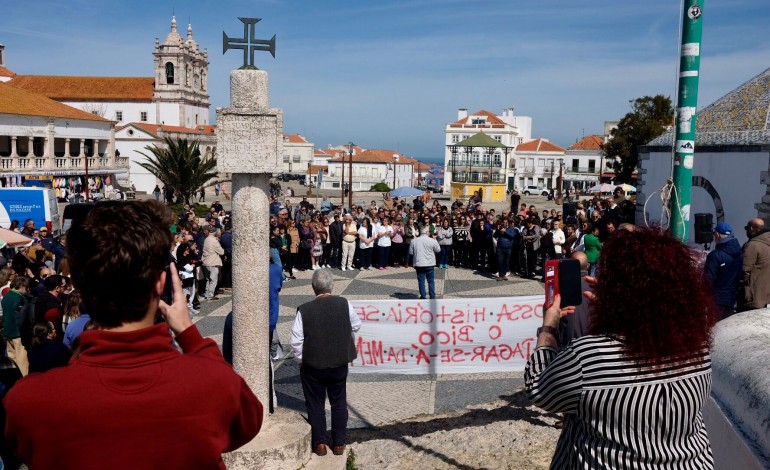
[4,200,262,470]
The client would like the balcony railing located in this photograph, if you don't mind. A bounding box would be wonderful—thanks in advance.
[450,159,503,168]
[565,166,599,174]
[0,155,128,173]
[521,166,535,176]
[452,172,506,184]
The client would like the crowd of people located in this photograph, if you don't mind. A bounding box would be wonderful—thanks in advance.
[0,200,260,469]
[267,187,637,283]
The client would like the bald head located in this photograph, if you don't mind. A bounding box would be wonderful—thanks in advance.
[746,218,766,238]
[571,251,589,273]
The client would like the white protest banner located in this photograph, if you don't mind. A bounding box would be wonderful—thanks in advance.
[349,296,545,374]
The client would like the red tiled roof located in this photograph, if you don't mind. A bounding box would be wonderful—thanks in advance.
[196,125,216,134]
[448,110,507,128]
[0,66,15,78]
[314,148,333,156]
[8,75,155,101]
[305,164,328,174]
[0,82,109,122]
[328,149,414,164]
[516,138,566,152]
[567,134,604,150]
[126,122,212,137]
[283,134,308,143]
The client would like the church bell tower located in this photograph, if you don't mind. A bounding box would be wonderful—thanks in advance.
[153,16,210,128]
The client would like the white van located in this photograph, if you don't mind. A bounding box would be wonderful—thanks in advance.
[0,188,61,236]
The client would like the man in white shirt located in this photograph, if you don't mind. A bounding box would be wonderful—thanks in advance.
[552,220,566,260]
[290,269,361,457]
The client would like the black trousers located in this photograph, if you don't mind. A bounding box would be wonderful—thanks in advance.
[300,364,349,447]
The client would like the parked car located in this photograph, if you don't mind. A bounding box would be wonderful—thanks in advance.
[521,186,549,196]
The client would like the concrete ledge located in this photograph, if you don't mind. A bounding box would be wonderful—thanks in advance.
[704,397,765,470]
[710,309,770,468]
[224,408,311,470]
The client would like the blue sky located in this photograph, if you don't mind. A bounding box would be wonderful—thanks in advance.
[2,0,769,164]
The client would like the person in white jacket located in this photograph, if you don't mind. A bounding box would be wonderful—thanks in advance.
[551,220,566,260]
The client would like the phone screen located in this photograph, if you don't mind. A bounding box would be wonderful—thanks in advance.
[558,259,583,307]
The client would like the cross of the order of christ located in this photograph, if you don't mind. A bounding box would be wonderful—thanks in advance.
[222,17,276,70]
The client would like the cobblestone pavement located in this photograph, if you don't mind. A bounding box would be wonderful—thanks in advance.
[193,263,546,429]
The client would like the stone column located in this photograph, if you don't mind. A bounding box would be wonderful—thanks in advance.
[78,139,86,159]
[28,137,34,157]
[94,140,101,168]
[216,70,283,422]
[10,136,17,158]
[64,139,71,158]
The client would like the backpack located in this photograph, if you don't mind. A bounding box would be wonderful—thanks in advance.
[19,296,40,349]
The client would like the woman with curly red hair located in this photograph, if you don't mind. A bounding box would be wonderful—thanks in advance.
[525,227,717,469]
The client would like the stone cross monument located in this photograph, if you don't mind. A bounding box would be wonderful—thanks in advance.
[216,27,282,423]
[218,19,312,468]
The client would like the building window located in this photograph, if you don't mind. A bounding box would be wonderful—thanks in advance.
[494,135,502,142]
[115,111,123,121]
[588,159,596,170]
[451,134,459,144]
[165,62,174,84]
[538,159,545,167]
[292,155,301,163]
[140,112,148,122]
[283,155,290,163]
[518,137,524,144]
[471,118,486,125]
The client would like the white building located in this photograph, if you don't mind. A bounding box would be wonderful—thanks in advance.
[4,16,216,194]
[513,138,566,190]
[638,66,770,245]
[115,123,216,193]
[563,135,604,192]
[444,108,532,193]
[323,149,414,191]
[0,81,127,190]
[282,134,314,175]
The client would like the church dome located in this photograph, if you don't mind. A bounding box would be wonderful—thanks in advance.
[163,16,183,46]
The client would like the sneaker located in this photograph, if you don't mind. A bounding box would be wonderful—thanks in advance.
[189,308,200,315]
[360,267,365,271]
[341,266,347,271]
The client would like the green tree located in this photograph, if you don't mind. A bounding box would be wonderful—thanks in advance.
[604,95,674,182]
[138,137,219,205]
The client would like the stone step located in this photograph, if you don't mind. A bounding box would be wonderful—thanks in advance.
[300,447,348,470]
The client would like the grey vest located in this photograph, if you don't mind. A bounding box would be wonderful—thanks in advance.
[299,296,357,369]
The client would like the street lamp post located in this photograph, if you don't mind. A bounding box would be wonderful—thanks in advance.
[347,142,354,209]
[340,149,345,208]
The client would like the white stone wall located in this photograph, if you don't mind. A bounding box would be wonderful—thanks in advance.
[638,147,769,245]
[282,140,314,175]
[63,100,155,125]
[706,309,770,469]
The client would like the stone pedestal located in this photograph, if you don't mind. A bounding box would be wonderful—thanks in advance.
[223,408,311,470]
[217,68,311,468]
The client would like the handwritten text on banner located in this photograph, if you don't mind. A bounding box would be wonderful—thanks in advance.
[349,296,545,374]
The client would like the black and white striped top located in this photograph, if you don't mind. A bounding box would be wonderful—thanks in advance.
[525,335,713,469]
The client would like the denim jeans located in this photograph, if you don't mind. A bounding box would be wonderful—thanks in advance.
[438,245,452,266]
[415,266,435,299]
[496,247,511,278]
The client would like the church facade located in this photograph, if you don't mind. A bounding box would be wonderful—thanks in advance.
[2,16,216,194]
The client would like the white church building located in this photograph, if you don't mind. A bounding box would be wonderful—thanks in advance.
[2,16,216,194]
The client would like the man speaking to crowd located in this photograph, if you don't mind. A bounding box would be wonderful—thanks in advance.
[4,200,263,470]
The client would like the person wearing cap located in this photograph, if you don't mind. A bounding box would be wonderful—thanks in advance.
[704,222,742,320]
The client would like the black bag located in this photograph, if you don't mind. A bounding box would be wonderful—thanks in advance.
[300,239,313,250]
[19,296,40,349]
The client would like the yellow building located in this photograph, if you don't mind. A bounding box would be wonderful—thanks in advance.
[447,131,512,203]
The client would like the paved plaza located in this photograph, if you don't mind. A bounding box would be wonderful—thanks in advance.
[193,262,546,429]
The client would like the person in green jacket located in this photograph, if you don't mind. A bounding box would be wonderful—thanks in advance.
[584,225,602,276]
[2,276,31,376]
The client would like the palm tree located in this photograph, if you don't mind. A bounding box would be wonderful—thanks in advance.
[139,137,219,205]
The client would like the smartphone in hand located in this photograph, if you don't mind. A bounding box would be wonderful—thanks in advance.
[544,259,583,308]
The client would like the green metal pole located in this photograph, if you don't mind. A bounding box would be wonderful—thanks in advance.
[670,0,704,241]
